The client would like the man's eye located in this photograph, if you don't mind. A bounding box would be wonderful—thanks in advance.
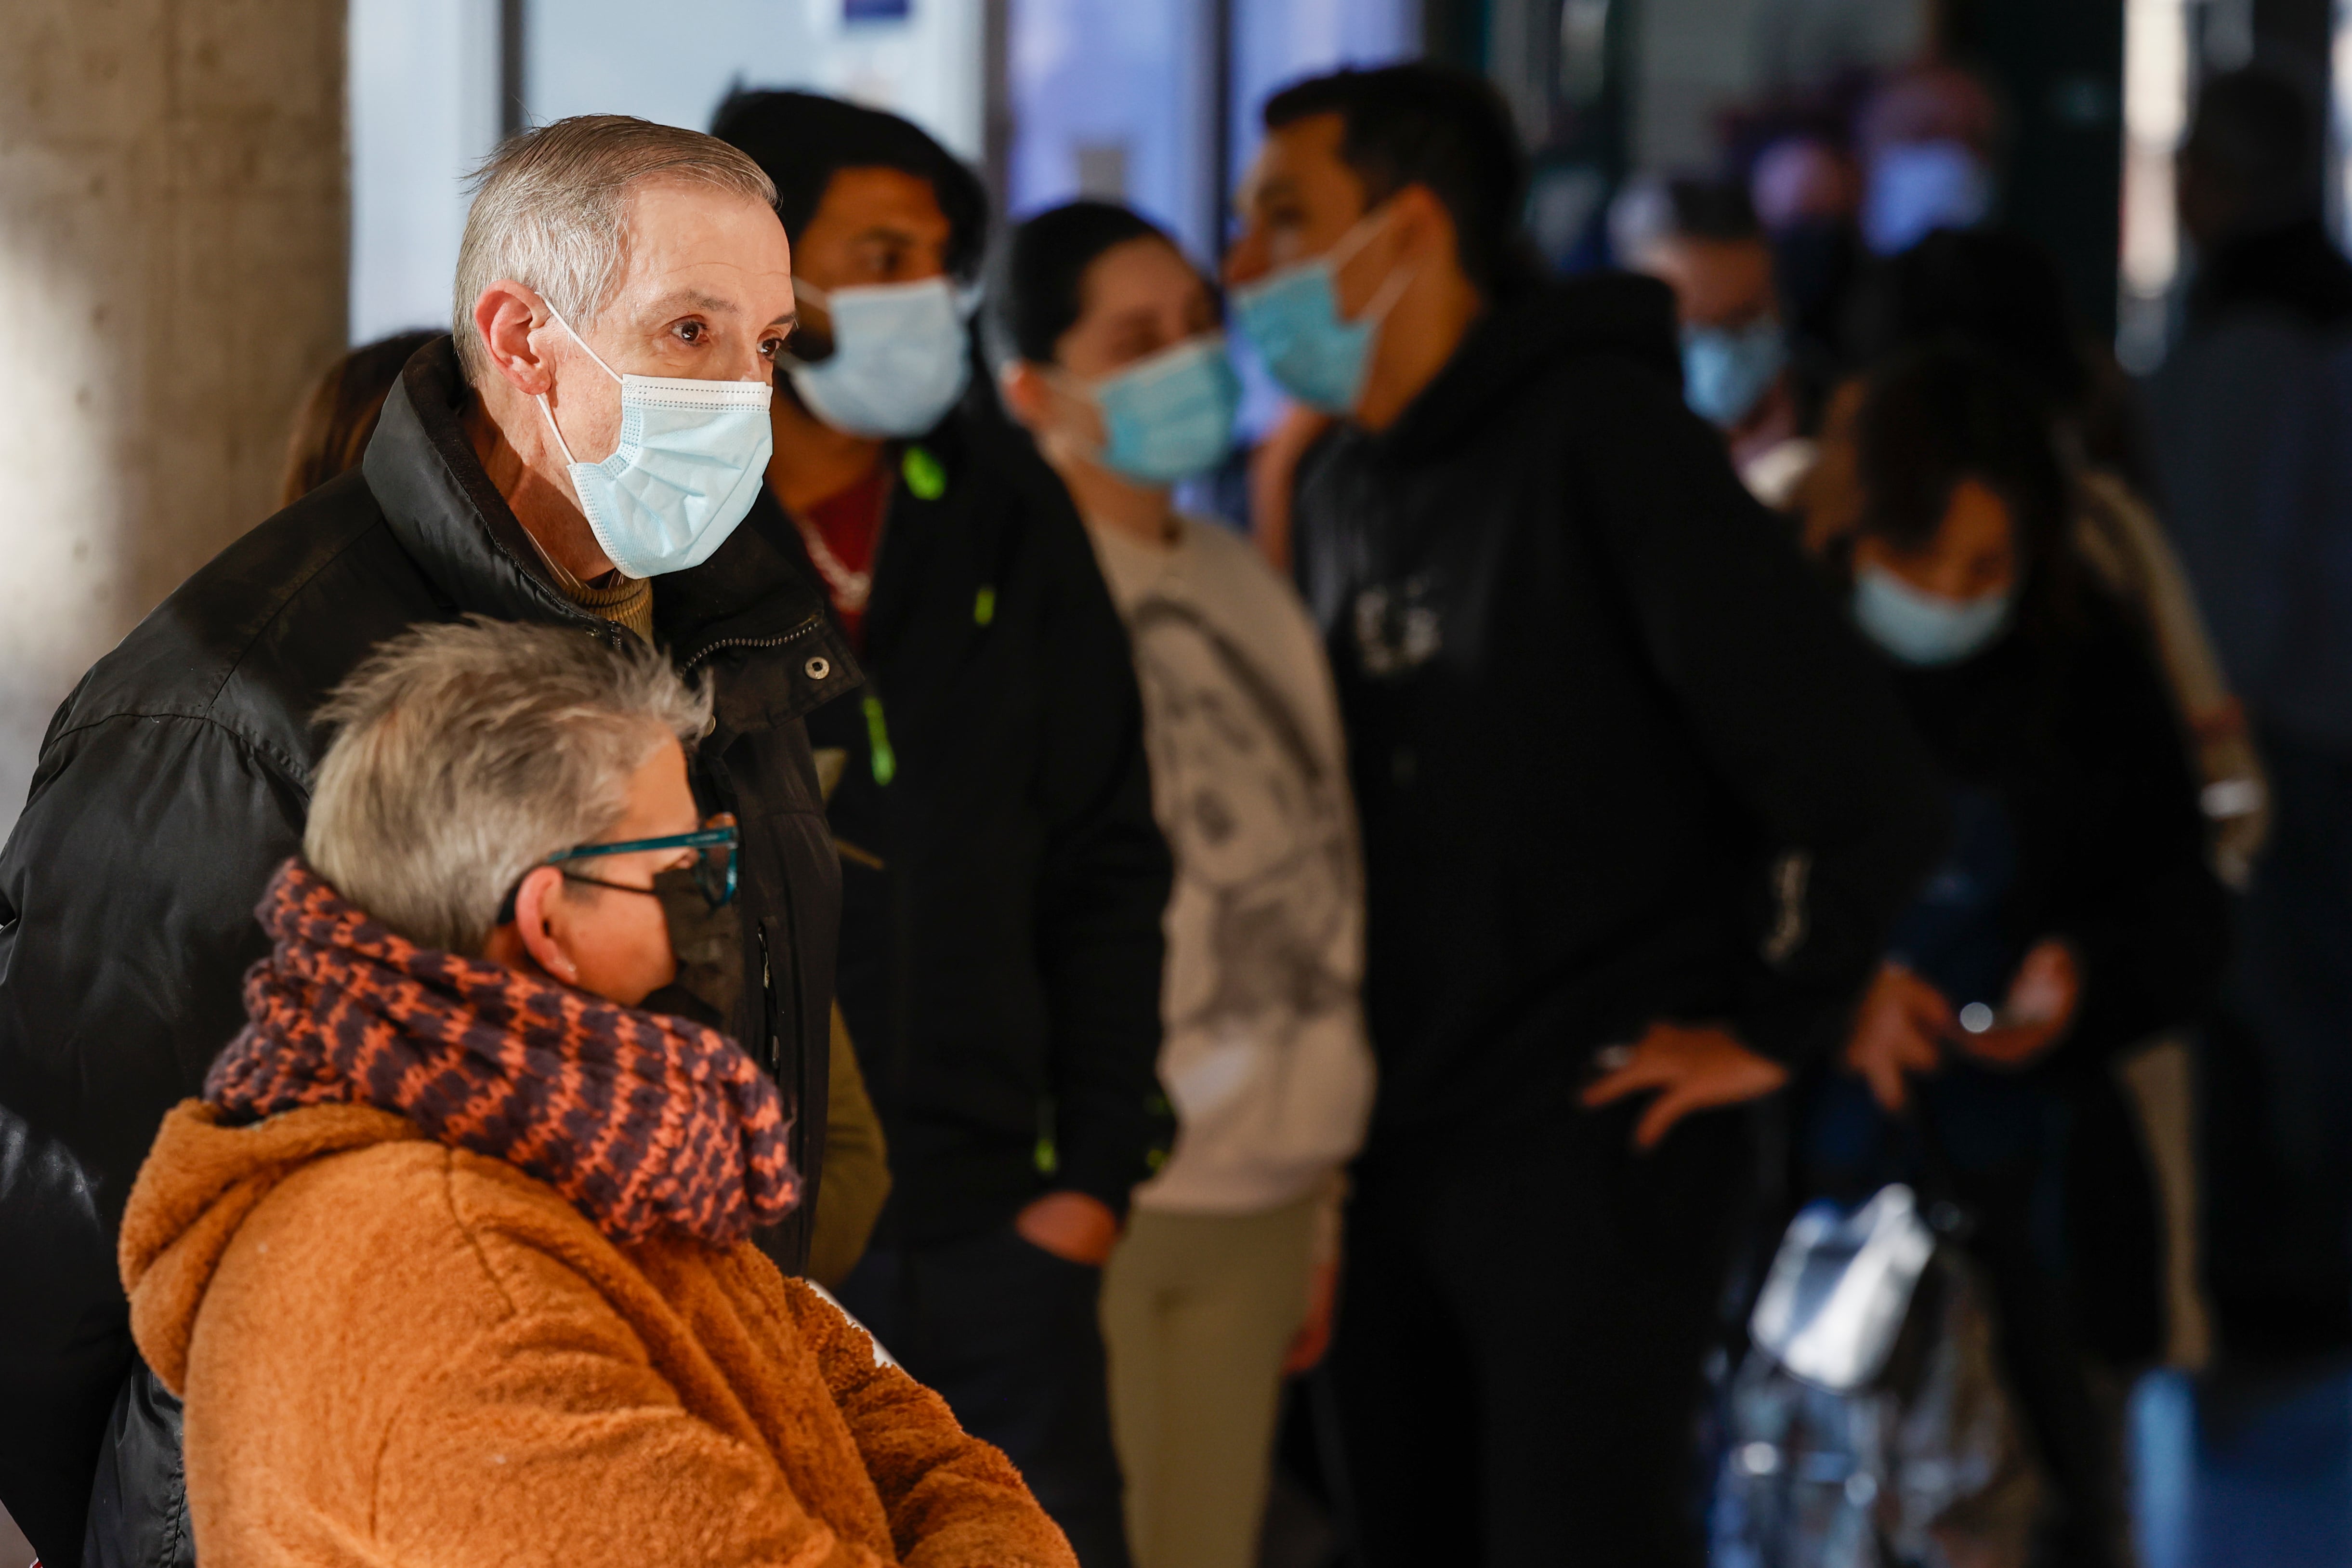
[676,321,705,343]
[759,336,785,359]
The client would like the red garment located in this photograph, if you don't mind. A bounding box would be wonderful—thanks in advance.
[795,462,892,647]
[203,860,801,1246]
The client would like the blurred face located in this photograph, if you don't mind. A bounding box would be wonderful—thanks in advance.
[1058,237,1220,379]
[1225,113,1390,317]
[789,165,954,346]
[503,737,701,1007]
[1011,236,1219,455]
[1641,235,1777,332]
[533,180,796,463]
[1855,476,2019,601]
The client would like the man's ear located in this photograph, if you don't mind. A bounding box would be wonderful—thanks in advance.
[1389,184,1461,277]
[508,864,580,985]
[1000,362,1052,432]
[473,279,558,398]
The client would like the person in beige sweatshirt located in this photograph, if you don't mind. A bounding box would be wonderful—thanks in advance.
[998,202,1376,1568]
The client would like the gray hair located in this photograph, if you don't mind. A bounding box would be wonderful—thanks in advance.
[452,115,778,383]
[304,619,713,955]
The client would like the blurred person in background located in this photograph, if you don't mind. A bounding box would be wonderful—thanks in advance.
[1226,62,1945,1565]
[1854,62,1999,258]
[2151,66,2352,1357]
[1616,175,1816,508]
[1749,130,1864,377]
[1817,227,2267,884]
[1821,346,2225,1565]
[712,92,1169,1568]
[997,200,1375,1568]
[276,329,439,505]
[276,328,892,1290]
[118,619,1070,1568]
[0,116,859,1568]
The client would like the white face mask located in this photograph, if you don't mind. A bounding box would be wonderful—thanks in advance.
[535,309,774,580]
[785,276,974,438]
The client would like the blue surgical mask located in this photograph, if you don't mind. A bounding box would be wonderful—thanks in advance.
[1861,139,1991,257]
[1682,319,1787,429]
[786,276,974,437]
[1067,335,1242,483]
[1230,207,1413,415]
[1852,563,2014,666]
[535,309,773,580]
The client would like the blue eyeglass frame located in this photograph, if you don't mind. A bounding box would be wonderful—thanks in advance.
[547,820,741,908]
[496,817,741,927]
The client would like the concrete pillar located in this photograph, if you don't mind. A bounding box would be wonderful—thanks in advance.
[0,0,347,834]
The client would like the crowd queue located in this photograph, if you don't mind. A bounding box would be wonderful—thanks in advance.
[0,47,2340,1568]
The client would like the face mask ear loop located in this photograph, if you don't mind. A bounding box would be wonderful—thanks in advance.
[542,303,624,383]
[533,301,618,476]
[1323,201,1417,328]
[1032,363,1114,473]
[1358,260,1420,328]
[535,392,583,468]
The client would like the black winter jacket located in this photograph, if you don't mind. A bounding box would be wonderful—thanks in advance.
[757,406,1172,1246]
[1290,277,1947,1141]
[0,339,857,1568]
[1885,582,2227,1364]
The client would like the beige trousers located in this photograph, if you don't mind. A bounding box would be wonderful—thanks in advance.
[1100,1194,1321,1568]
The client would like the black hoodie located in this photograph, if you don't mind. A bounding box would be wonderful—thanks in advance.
[1291,275,1946,1140]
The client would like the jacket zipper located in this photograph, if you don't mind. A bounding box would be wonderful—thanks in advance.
[678,611,826,676]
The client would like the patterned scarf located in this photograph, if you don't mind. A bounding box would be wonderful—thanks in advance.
[205,860,799,1247]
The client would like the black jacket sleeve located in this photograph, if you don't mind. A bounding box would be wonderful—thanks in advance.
[1025,487,1174,1219]
[0,711,305,1568]
[1565,359,1948,1063]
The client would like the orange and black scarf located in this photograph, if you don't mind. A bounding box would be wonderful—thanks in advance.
[205,859,799,1247]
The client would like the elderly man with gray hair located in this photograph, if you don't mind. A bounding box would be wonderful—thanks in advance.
[0,117,856,1568]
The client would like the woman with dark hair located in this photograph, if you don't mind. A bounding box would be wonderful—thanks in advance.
[997,201,1373,1568]
[276,329,439,505]
[1809,227,2268,883]
[1815,346,2226,1566]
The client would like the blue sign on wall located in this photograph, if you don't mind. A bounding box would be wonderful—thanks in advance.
[845,0,911,18]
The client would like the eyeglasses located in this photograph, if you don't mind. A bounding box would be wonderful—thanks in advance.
[495,814,742,927]
[549,814,741,909]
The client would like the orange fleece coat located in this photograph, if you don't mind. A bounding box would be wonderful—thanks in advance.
[120,1100,1077,1568]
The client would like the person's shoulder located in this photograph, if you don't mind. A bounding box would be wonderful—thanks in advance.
[302,1138,646,1314]
[1178,515,1303,606]
[226,1134,510,1311]
[50,469,434,787]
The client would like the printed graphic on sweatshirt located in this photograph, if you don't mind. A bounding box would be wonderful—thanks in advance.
[1126,598,1359,1127]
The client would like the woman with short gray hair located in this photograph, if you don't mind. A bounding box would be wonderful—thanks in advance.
[114,619,1074,1568]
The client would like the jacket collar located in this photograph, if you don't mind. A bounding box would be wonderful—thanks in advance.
[363,337,857,731]
[1367,273,1684,464]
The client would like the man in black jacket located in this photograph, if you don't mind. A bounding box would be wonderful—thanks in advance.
[712,93,1169,1568]
[1226,66,1945,1565]
[0,117,856,1568]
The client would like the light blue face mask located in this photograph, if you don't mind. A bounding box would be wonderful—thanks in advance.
[786,276,974,438]
[1861,139,1992,257]
[1229,207,1413,416]
[1068,335,1242,484]
[1682,319,1788,429]
[1852,562,2015,666]
[536,309,774,580]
